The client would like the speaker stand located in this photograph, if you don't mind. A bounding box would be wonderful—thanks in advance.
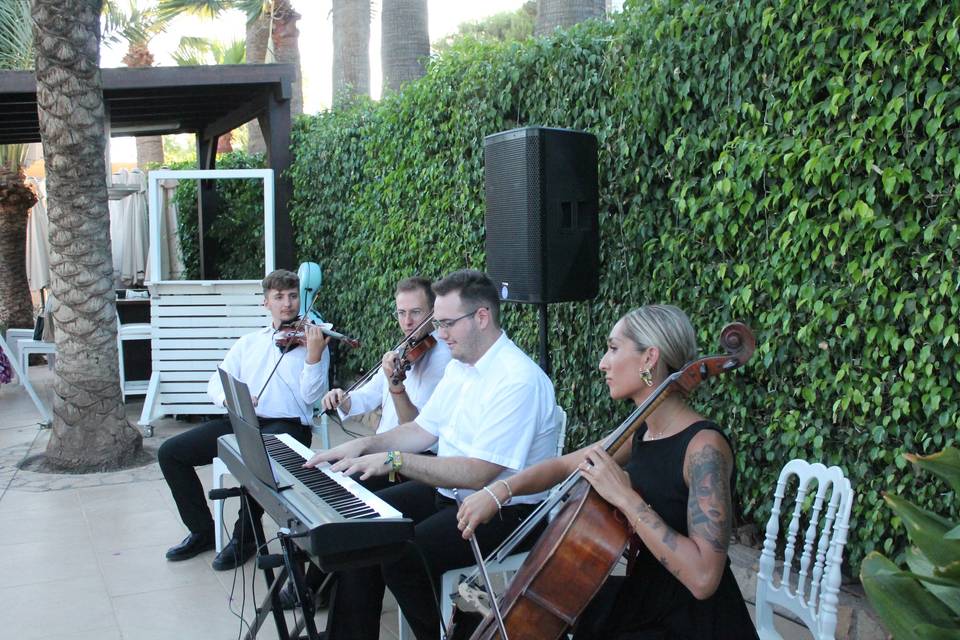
[537,303,551,376]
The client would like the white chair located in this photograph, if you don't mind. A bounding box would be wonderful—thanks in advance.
[4,328,34,384]
[212,456,232,552]
[16,337,57,383]
[116,313,151,401]
[755,459,854,640]
[399,406,568,639]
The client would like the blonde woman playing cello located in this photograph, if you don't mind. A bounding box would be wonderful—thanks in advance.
[457,305,758,639]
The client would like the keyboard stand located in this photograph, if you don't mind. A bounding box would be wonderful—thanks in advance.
[210,487,322,640]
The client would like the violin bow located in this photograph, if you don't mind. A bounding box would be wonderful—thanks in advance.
[454,489,511,640]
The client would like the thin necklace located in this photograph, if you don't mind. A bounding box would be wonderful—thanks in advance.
[646,426,668,440]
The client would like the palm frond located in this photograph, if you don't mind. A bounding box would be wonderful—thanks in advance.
[234,0,268,22]
[157,0,236,21]
[172,35,245,66]
[102,0,168,48]
[1,143,26,173]
[218,38,246,65]
[0,0,33,70]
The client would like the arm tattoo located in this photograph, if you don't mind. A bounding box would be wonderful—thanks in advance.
[659,555,681,578]
[662,528,678,551]
[686,443,733,554]
[634,501,679,552]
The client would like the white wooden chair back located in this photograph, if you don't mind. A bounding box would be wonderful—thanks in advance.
[138,281,268,429]
[755,459,854,640]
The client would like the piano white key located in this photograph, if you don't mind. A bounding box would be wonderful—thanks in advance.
[274,433,403,519]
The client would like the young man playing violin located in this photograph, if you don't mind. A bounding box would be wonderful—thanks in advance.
[304,269,560,640]
[158,269,330,570]
[279,276,452,609]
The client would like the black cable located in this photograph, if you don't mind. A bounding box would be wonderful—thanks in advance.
[324,410,365,440]
[222,495,252,640]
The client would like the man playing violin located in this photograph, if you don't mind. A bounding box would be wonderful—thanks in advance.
[279,276,452,609]
[303,269,560,640]
[158,269,330,570]
[323,276,451,438]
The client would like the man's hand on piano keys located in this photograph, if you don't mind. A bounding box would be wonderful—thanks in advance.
[329,453,392,481]
[303,438,367,469]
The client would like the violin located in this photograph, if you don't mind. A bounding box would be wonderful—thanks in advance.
[389,333,437,385]
[274,318,361,350]
[339,311,436,397]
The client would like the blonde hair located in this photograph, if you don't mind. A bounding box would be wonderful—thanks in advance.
[621,305,698,375]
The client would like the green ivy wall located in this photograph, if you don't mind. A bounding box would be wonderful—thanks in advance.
[178,0,959,571]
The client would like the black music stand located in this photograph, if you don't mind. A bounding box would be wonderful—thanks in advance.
[217,368,323,640]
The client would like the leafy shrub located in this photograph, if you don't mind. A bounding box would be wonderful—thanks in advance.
[171,152,265,280]
[284,0,960,572]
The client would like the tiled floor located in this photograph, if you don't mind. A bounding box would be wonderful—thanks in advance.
[0,367,403,640]
[0,365,813,639]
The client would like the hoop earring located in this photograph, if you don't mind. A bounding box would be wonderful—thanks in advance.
[639,368,653,387]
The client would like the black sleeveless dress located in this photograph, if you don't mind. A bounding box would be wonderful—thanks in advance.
[572,421,758,640]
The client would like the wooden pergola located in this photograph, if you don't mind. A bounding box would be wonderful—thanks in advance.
[0,63,297,275]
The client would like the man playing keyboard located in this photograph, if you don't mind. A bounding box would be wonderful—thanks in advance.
[281,276,451,608]
[158,269,329,570]
[305,269,559,640]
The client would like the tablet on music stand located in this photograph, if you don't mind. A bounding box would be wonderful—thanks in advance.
[218,367,281,492]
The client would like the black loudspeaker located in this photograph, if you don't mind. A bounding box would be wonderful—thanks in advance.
[484,126,599,304]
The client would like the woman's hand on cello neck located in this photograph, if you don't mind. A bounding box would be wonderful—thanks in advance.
[577,445,637,513]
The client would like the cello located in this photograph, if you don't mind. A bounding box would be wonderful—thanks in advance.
[461,322,756,640]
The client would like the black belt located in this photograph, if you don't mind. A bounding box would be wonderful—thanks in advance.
[257,416,307,427]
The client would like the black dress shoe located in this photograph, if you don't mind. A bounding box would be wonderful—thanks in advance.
[211,538,258,571]
[278,580,311,610]
[278,578,331,610]
[165,531,215,561]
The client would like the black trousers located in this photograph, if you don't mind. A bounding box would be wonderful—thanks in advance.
[157,416,311,540]
[326,481,538,640]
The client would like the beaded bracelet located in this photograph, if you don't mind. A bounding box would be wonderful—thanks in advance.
[495,479,513,503]
[483,485,503,511]
[388,386,406,395]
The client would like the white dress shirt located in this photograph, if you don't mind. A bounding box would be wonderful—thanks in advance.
[207,325,330,425]
[416,332,558,504]
[340,334,451,434]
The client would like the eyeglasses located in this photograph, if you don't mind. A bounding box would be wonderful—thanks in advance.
[395,308,424,320]
[431,308,484,331]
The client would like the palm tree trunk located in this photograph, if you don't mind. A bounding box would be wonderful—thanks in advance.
[272,0,303,116]
[32,0,142,469]
[535,0,605,36]
[381,0,428,94]
[245,10,271,155]
[135,135,164,166]
[0,166,37,331]
[332,0,370,106]
[124,42,164,166]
